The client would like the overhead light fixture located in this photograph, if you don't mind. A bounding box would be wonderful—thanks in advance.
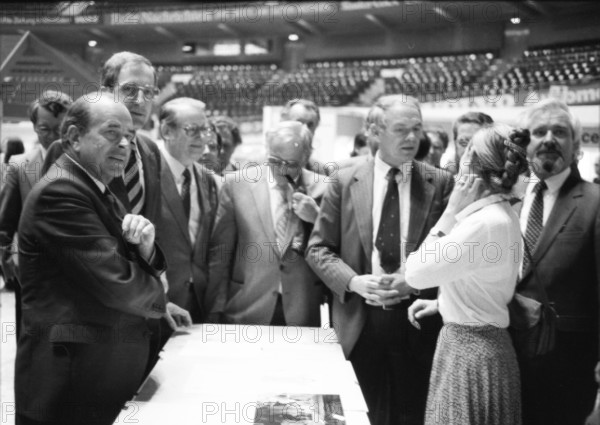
[182,42,196,54]
[88,40,97,47]
[288,34,299,42]
[511,16,521,24]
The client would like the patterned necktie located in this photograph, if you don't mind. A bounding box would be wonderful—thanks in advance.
[376,167,401,273]
[181,168,191,220]
[124,140,144,215]
[522,180,547,273]
[274,184,290,248]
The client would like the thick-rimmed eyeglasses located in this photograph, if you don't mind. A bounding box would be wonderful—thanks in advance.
[117,83,160,100]
[182,124,215,139]
[266,156,301,169]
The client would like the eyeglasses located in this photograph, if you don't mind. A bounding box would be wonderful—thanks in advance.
[266,156,301,169]
[117,83,160,100]
[182,124,215,139]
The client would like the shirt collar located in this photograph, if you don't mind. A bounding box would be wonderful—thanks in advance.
[455,193,512,222]
[374,151,412,179]
[528,166,571,195]
[161,145,189,180]
[267,165,300,191]
[64,153,106,193]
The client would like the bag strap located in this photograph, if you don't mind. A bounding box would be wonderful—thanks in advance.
[521,235,552,307]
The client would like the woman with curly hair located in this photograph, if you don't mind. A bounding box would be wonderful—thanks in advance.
[405,124,530,424]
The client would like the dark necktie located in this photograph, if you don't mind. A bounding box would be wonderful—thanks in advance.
[124,140,144,214]
[181,168,191,220]
[104,189,125,222]
[375,167,401,273]
[522,180,547,273]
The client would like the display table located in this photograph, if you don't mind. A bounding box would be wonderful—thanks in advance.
[115,324,370,424]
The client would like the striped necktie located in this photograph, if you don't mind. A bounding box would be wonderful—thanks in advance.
[274,184,290,248]
[124,140,144,215]
[522,180,547,273]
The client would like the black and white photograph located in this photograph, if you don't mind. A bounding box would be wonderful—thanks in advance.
[1,2,599,424]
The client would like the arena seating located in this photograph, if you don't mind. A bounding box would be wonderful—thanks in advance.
[157,42,600,121]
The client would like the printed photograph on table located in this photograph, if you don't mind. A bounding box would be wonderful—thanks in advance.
[254,394,345,425]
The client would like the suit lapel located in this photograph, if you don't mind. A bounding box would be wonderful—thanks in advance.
[24,147,43,191]
[251,166,280,257]
[522,174,581,277]
[136,135,157,195]
[350,161,374,259]
[191,164,213,251]
[406,162,435,253]
[161,156,192,247]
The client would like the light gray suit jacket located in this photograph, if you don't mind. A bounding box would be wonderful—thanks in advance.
[207,165,326,326]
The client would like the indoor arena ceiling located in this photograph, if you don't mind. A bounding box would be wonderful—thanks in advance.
[1,1,600,46]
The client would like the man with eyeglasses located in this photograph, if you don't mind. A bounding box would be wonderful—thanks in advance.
[0,90,72,340]
[210,115,242,175]
[448,111,493,174]
[207,121,325,326]
[306,95,454,425]
[43,52,163,225]
[199,120,225,175]
[155,98,219,330]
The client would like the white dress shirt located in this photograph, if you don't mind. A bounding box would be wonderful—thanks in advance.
[161,147,200,244]
[406,194,522,328]
[520,167,571,232]
[371,152,412,277]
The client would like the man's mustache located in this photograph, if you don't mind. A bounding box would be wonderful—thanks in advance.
[535,141,563,157]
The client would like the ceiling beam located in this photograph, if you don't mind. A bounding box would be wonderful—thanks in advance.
[153,26,180,41]
[365,13,391,32]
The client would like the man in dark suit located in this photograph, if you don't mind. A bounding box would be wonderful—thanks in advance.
[15,92,167,425]
[0,90,72,339]
[306,95,454,425]
[207,121,325,326]
[515,99,600,425]
[156,98,219,324]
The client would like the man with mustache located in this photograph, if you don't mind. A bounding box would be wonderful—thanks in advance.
[514,99,600,425]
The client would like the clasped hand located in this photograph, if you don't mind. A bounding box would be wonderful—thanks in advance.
[291,192,319,223]
[349,273,414,307]
[122,214,155,260]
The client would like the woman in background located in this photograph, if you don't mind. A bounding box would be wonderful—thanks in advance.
[406,124,530,425]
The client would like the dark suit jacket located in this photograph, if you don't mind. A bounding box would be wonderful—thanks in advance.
[306,159,454,357]
[15,154,166,423]
[207,166,326,326]
[156,156,219,322]
[517,170,600,339]
[41,133,162,225]
[0,146,45,282]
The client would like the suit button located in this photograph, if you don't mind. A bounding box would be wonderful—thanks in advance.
[279,264,284,271]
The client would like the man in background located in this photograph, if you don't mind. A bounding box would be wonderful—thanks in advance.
[447,111,493,174]
[0,90,72,339]
[424,128,449,168]
[211,115,242,174]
